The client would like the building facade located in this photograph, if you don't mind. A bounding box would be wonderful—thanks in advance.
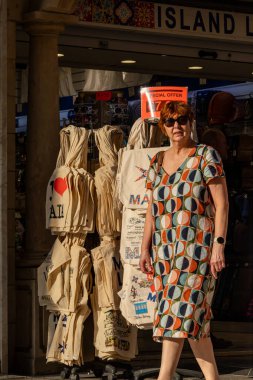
[0,0,252,374]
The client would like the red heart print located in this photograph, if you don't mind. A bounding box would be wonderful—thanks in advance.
[54,177,68,196]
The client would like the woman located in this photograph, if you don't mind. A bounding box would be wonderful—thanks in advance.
[140,101,229,380]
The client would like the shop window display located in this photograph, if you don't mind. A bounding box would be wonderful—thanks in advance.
[15,85,253,322]
[14,81,253,378]
[69,91,131,138]
[72,92,100,129]
[193,88,253,323]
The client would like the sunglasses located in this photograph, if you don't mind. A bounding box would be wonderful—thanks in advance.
[164,115,189,127]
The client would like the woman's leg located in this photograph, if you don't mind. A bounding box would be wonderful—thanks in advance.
[158,338,185,380]
[188,337,219,380]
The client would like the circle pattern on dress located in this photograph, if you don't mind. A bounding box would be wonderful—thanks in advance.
[145,145,225,340]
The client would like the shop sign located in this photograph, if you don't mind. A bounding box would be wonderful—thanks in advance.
[155,4,253,42]
[141,86,188,123]
[77,2,253,43]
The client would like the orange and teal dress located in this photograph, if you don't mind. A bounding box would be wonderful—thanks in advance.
[146,144,225,341]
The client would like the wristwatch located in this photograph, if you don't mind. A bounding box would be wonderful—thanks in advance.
[213,236,226,245]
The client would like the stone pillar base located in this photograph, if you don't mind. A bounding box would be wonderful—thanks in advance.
[15,266,62,375]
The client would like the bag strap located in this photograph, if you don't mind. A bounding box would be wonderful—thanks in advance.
[151,151,165,233]
[156,151,165,174]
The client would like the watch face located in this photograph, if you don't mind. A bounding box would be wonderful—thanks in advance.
[217,236,225,244]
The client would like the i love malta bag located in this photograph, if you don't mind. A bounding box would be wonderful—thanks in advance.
[118,147,167,210]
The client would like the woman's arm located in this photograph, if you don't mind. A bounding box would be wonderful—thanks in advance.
[208,177,229,279]
[139,193,153,274]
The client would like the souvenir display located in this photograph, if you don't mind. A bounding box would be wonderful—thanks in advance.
[73,92,99,129]
[38,125,94,366]
[13,77,252,377]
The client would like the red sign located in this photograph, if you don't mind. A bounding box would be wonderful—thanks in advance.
[96,91,112,101]
[141,86,188,123]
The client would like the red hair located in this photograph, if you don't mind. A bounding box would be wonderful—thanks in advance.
[159,101,194,135]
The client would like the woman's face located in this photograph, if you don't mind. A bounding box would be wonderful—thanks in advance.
[163,112,192,144]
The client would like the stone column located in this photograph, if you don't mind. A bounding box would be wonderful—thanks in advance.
[24,22,64,265]
[0,0,9,373]
[15,21,65,374]
[7,17,17,373]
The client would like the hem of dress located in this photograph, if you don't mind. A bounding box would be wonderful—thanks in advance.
[153,332,211,343]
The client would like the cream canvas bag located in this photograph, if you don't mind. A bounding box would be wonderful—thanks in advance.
[118,264,156,329]
[119,147,167,209]
[120,208,146,266]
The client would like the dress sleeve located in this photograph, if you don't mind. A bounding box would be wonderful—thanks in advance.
[202,145,225,184]
[146,153,158,190]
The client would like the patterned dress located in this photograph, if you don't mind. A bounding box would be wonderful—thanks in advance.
[146,144,225,341]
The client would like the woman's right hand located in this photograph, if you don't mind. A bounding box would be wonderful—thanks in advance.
[139,249,153,274]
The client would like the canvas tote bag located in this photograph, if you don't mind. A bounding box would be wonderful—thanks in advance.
[119,147,167,210]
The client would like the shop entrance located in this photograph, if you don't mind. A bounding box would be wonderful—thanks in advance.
[10,3,253,375]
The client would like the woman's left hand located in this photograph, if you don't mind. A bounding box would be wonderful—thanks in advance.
[210,243,226,279]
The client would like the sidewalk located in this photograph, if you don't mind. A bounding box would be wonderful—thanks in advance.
[1,355,252,380]
[0,369,252,380]
[1,322,252,379]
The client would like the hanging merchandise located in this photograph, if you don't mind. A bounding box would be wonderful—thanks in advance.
[37,234,92,313]
[115,126,166,332]
[118,264,156,329]
[46,126,95,234]
[73,92,99,129]
[59,67,77,98]
[46,308,89,367]
[94,125,124,236]
[99,92,131,138]
[95,125,123,167]
[83,70,126,91]
[122,72,152,87]
[90,124,139,361]
[91,292,138,361]
[20,66,77,103]
[38,237,92,365]
[118,147,167,210]
[114,118,164,212]
[94,165,122,235]
[126,117,163,150]
[39,124,94,369]
[56,125,90,170]
[46,167,95,234]
[208,91,236,126]
[82,69,152,92]
[107,94,129,128]
[91,239,122,310]
[116,117,164,188]
[38,236,71,310]
[120,209,146,266]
